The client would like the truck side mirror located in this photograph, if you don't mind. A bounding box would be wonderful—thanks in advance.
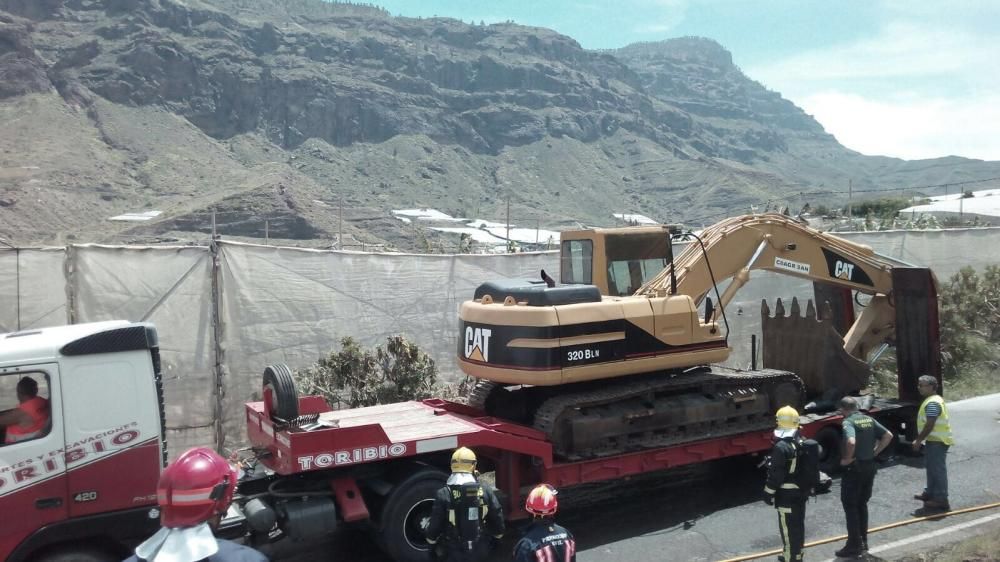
[704,297,714,325]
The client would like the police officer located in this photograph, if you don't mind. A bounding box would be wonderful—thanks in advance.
[764,406,807,562]
[426,447,505,562]
[124,447,268,562]
[513,484,576,562]
[835,397,893,558]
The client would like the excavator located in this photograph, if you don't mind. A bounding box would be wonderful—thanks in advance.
[458,213,941,460]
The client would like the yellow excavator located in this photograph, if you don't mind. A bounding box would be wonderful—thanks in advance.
[458,213,940,460]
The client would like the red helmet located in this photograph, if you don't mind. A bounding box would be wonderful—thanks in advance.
[157,447,238,528]
[525,483,558,517]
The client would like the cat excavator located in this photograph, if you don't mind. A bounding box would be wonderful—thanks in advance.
[458,213,940,460]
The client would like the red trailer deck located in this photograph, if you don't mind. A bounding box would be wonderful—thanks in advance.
[245,395,911,521]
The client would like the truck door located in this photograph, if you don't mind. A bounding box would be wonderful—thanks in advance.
[0,366,68,555]
[61,350,162,518]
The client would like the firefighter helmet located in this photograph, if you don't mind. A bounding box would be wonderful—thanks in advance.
[774,405,800,438]
[526,483,558,517]
[157,447,238,528]
[451,447,477,473]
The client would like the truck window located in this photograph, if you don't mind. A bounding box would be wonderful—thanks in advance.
[560,240,593,285]
[0,372,52,446]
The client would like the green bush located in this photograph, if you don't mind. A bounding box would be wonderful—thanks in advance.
[297,335,439,408]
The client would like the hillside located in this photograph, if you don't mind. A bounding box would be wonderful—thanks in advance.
[2,0,999,249]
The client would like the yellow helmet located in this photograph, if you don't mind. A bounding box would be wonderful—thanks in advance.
[450,447,477,473]
[774,405,800,438]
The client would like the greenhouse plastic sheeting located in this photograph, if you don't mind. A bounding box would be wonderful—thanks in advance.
[4,227,1000,452]
[0,248,67,332]
[70,245,215,458]
[216,242,559,447]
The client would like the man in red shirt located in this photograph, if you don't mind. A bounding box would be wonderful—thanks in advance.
[0,377,50,444]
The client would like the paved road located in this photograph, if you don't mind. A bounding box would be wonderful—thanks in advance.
[263,393,1000,562]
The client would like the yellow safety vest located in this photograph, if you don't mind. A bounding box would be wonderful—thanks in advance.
[918,395,953,445]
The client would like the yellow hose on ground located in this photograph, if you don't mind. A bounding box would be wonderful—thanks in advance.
[716,501,1000,562]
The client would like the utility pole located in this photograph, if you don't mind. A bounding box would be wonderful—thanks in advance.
[264,220,269,245]
[211,209,218,240]
[535,218,539,245]
[506,196,511,253]
[338,195,344,250]
[847,179,853,221]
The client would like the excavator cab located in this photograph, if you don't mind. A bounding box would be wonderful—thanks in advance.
[560,225,680,297]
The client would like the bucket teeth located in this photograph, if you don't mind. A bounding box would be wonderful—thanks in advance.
[790,297,801,317]
[805,299,816,320]
[775,297,786,317]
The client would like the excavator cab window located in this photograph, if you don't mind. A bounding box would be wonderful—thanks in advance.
[561,240,593,285]
[604,233,670,296]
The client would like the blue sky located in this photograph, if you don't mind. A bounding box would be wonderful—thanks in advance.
[371,1,1000,161]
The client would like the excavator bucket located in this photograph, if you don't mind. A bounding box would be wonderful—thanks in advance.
[761,297,871,399]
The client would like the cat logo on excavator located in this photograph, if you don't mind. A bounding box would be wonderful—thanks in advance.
[464,327,492,362]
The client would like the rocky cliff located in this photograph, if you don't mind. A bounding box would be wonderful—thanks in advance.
[1,0,998,248]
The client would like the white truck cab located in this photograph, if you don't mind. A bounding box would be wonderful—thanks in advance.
[0,321,166,562]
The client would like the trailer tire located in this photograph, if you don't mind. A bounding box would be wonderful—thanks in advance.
[379,469,448,562]
[815,425,842,475]
[263,363,299,421]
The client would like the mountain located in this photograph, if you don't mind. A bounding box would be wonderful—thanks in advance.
[2,0,998,249]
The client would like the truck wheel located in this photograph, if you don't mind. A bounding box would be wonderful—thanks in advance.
[815,425,842,475]
[379,469,447,562]
[263,363,299,421]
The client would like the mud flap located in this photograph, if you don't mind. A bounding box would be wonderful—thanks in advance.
[761,297,871,399]
[892,268,941,402]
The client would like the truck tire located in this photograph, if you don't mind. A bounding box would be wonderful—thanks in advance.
[263,363,299,421]
[379,469,447,562]
[815,425,842,475]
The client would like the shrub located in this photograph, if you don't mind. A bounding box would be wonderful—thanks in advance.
[297,335,439,408]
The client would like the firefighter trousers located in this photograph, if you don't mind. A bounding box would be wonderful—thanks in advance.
[775,499,806,562]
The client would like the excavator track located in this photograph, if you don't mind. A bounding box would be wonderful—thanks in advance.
[529,367,804,460]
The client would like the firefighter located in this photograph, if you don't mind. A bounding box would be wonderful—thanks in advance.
[124,447,268,562]
[513,484,576,562]
[763,406,806,562]
[425,447,505,561]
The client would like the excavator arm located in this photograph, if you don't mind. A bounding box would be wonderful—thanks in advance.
[637,214,917,358]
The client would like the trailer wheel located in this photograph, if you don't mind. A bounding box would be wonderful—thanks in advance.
[815,425,842,475]
[263,363,299,421]
[379,469,447,562]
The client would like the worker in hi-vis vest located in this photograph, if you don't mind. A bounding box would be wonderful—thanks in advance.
[912,374,953,513]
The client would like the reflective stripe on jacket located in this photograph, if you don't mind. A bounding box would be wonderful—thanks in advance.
[918,395,953,445]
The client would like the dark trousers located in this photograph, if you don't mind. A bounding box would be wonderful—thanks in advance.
[841,460,876,548]
[776,498,806,562]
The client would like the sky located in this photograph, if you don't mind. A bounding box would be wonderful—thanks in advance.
[370,1,1000,162]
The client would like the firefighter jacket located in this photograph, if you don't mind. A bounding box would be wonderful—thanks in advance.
[425,473,505,552]
[513,520,576,562]
[764,436,803,505]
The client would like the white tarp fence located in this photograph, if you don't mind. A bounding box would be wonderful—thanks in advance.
[2,227,999,454]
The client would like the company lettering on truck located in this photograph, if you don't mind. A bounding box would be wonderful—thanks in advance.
[297,443,407,470]
[0,422,140,495]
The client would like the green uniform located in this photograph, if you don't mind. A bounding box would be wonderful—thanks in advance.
[840,412,889,553]
[842,412,888,460]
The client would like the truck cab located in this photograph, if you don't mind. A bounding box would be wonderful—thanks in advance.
[0,321,165,562]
